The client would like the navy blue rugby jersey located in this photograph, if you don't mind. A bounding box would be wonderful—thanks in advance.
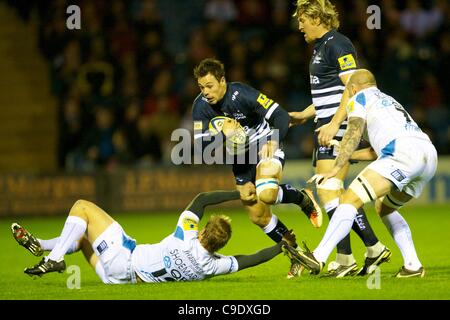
[309,29,358,119]
[192,82,289,155]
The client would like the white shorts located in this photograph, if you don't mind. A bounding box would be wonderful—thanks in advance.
[367,137,437,198]
[92,222,137,284]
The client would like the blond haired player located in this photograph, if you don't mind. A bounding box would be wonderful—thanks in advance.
[289,0,389,277]
[285,69,437,278]
[13,190,294,283]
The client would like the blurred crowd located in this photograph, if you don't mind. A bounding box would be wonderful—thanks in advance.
[7,0,450,172]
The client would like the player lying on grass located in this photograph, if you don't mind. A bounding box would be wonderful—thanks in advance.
[12,190,295,283]
[283,69,438,278]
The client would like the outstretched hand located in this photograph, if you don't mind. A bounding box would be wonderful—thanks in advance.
[316,122,340,146]
[307,167,340,186]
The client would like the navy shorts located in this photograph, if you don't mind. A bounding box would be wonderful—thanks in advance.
[312,116,369,167]
[232,148,285,186]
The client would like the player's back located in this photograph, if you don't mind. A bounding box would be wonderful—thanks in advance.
[351,87,431,156]
[131,210,237,283]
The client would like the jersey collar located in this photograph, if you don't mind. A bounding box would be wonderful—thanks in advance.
[315,29,336,45]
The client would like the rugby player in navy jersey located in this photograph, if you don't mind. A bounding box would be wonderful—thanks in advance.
[192,58,322,278]
[289,0,390,277]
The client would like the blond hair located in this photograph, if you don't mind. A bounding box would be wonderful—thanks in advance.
[294,0,340,30]
[200,214,232,253]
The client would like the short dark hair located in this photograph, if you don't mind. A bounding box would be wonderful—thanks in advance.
[193,58,225,82]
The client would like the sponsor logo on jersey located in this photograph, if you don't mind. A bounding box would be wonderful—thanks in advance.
[310,75,320,84]
[164,256,171,268]
[194,121,203,130]
[338,54,356,70]
[232,91,239,101]
[347,100,355,113]
[256,93,274,109]
[182,218,198,231]
[233,112,246,120]
[312,53,322,64]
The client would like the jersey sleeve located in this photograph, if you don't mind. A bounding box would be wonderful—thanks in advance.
[192,98,224,158]
[173,210,200,241]
[204,253,239,276]
[192,99,213,141]
[328,37,358,77]
[347,92,368,120]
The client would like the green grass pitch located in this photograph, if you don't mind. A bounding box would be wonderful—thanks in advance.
[1,204,449,300]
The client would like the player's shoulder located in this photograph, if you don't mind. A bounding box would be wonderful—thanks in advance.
[353,87,380,108]
[324,30,355,57]
[229,82,257,95]
[327,30,354,47]
[227,82,260,104]
[192,93,213,117]
[192,93,209,110]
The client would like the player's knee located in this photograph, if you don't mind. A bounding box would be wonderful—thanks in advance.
[256,158,282,178]
[348,175,377,205]
[377,194,405,217]
[374,198,395,217]
[316,178,343,203]
[73,199,91,210]
[258,189,278,205]
[70,199,92,218]
[248,209,271,227]
[255,177,279,204]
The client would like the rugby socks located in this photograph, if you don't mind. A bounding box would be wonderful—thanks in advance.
[326,199,383,260]
[47,216,87,261]
[276,184,305,205]
[262,214,292,245]
[352,207,379,247]
[314,204,357,264]
[325,199,353,258]
[38,237,79,254]
[381,211,422,271]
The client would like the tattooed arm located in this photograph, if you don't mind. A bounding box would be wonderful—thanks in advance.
[308,117,366,186]
[334,117,366,170]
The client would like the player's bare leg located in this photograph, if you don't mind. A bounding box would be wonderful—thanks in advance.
[78,235,108,281]
[316,159,357,274]
[257,159,322,227]
[249,160,312,278]
[24,200,114,276]
[289,169,397,275]
[316,160,387,277]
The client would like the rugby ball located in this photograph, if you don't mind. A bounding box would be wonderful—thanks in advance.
[208,116,228,135]
[208,116,247,146]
